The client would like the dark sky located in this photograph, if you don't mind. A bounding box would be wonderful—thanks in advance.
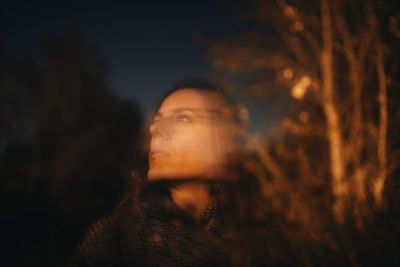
[1,0,242,112]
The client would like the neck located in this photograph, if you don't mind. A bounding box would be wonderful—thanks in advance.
[169,182,211,220]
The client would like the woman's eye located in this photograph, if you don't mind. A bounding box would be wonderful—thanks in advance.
[175,114,192,123]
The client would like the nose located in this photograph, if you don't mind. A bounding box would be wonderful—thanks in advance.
[150,122,162,138]
[150,119,172,139]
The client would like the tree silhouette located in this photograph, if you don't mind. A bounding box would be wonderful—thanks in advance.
[0,35,143,267]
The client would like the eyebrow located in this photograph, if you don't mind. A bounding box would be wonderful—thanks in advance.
[152,108,193,121]
[155,107,222,116]
[151,108,225,123]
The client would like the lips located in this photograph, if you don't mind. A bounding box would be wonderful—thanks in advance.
[149,151,170,162]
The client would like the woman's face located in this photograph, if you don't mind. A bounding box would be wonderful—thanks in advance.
[147,88,239,181]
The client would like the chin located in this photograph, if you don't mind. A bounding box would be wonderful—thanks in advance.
[148,166,195,180]
[147,168,224,182]
[147,168,176,181]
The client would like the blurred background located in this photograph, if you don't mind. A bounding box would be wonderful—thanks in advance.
[1,0,400,266]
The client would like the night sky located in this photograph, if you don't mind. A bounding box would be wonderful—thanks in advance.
[1,0,243,112]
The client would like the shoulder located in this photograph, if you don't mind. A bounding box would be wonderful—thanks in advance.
[68,214,124,267]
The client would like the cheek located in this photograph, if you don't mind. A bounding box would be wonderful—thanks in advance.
[172,126,217,158]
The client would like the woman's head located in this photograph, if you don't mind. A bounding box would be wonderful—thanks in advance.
[147,78,245,181]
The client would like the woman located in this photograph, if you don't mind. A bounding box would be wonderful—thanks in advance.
[69,77,274,267]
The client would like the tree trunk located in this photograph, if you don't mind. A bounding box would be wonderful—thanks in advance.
[374,38,388,206]
[320,0,347,222]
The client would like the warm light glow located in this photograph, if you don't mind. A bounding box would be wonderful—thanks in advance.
[284,6,297,18]
[292,21,304,32]
[299,111,309,123]
[291,75,311,100]
[283,67,294,80]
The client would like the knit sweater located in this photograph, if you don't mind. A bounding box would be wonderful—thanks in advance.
[68,182,233,267]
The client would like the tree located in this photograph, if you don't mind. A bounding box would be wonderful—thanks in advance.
[208,0,400,229]
[0,35,144,267]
